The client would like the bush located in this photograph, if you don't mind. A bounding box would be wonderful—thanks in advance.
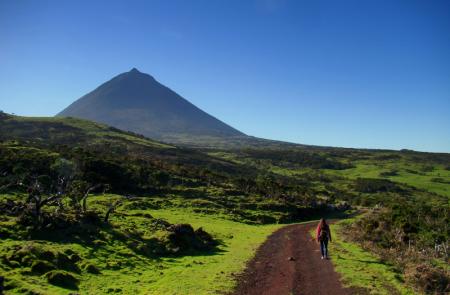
[346,204,450,293]
[354,178,403,193]
[404,263,449,294]
[420,165,434,172]
[431,177,450,184]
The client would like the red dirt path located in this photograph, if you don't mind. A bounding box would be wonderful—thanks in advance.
[232,222,354,295]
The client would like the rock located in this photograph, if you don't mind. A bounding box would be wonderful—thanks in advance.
[288,257,295,261]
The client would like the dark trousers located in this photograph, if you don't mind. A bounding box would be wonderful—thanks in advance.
[320,239,328,257]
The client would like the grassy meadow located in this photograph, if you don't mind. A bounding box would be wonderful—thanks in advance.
[0,114,448,294]
[0,194,282,294]
[326,160,450,198]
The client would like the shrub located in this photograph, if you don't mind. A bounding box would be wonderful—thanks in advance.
[404,263,449,294]
[354,178,402,193]
[420,165,434,172]
[345,204,450,293]
[431,177,450,184]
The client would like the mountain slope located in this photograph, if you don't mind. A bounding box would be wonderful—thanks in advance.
[57,68,245,142]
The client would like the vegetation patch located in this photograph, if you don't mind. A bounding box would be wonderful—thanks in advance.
[325,220,415,294]
[0,194,281,294]
[333,214,449,294]
[0,114,449,294]
[45,270,79,290]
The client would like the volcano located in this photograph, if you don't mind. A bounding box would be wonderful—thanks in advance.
[57,68,245,142]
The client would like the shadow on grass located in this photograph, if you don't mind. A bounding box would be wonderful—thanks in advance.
[103,225,226,259]
[10,218,225,262]
[337,256,388,266]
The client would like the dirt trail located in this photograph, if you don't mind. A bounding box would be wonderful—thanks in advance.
[232,222,353,295]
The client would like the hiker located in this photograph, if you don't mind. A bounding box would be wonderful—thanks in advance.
[316,218,332,259]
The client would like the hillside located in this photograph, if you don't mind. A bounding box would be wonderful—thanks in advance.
[0,113,449,294]
[57,68,245,143]
[0,113,339,223]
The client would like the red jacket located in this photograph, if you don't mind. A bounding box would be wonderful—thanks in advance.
[316,223,332,242]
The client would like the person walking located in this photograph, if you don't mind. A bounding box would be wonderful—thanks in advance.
[316,218,332,259]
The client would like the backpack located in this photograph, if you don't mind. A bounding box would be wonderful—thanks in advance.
[319,226,329,241]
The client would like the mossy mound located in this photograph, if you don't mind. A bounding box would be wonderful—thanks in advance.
[69,253,82,263]
[1,243,83,277]
[39,250,56,261]
[165,224,218,253]
[56,252,80,273]
[84,263,101,274]
[45,270,79,290]
[31,260,56,274]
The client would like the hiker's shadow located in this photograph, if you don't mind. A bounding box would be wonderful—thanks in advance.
[336,256,391,266]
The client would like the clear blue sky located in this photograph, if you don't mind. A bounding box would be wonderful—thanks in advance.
[1,0,449,152]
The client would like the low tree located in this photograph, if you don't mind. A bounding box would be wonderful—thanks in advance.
[25,176,62,227]
[104,199,123,223]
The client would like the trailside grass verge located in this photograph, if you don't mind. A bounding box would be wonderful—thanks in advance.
[328,219,416,295]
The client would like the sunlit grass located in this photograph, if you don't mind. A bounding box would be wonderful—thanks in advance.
[0,195,282,294]
[327,219,416,295]
[326,161,450,198]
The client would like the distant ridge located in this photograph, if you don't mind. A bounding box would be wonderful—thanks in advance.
[57,68,245,142]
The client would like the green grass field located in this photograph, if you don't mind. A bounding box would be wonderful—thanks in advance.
[326,161,450,198]
[0,195,282,294]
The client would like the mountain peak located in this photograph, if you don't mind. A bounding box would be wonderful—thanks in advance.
[57,69,245,141]
[126,67,155,80]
